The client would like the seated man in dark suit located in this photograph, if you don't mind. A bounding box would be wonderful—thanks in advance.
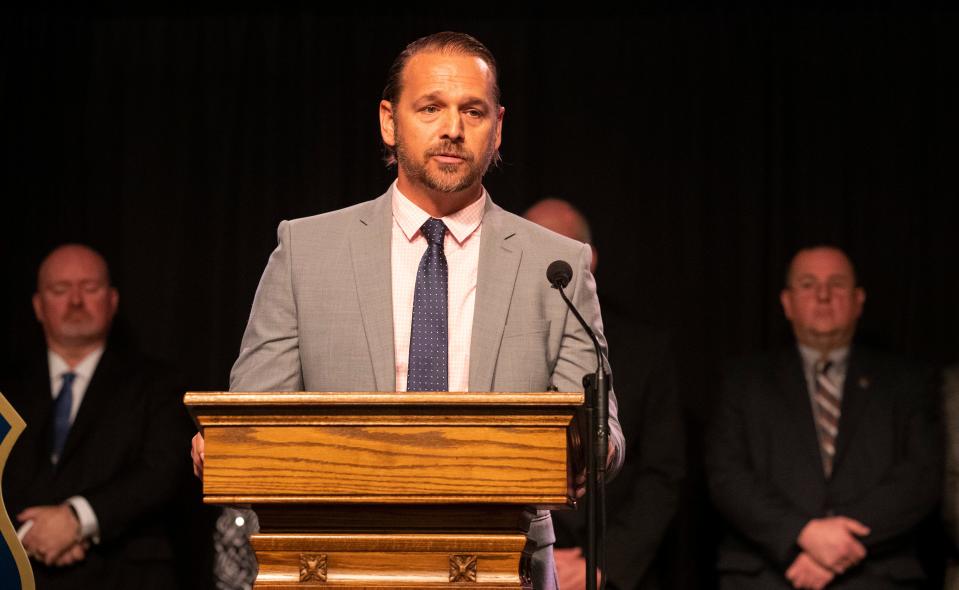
[706,245,941,590]
[525,199,685,590]
[1,244,193,589]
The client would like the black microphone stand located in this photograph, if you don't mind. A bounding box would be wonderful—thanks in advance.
[554,284,608,590]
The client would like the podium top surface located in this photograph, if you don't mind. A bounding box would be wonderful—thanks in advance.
[185,391,584,407]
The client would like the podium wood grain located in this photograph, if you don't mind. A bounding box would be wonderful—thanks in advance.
[185,392,582,588]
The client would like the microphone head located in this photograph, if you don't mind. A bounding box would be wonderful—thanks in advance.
[547,260,573,289]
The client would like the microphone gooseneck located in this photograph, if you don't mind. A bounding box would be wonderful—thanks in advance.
[547,259,609,590]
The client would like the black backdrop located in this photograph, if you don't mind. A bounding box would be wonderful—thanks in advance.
[2,6,958,588]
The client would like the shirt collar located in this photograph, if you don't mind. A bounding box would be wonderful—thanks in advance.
[391,180,486,245]
[48,346,106,383]
[798,343,849,373]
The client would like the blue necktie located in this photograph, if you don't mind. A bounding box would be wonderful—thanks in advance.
[407,218,448,392]
[51,372,76,463]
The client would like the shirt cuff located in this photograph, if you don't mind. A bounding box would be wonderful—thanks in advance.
[66,496,100,543]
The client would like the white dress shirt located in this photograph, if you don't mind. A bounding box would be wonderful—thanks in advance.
[47,348,103,541]
[390,182,485,392]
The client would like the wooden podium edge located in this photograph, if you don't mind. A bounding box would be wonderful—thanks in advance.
[185,391,583,408]
[204,495,573,507]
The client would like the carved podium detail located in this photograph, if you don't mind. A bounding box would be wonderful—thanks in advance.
[298,554,327,583]
[449,555,477,582]
[185,391,581,589]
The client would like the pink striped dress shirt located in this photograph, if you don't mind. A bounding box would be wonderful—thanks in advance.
[391,182,486,392]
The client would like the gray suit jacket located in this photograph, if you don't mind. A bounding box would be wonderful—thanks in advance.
[229,187,625,585]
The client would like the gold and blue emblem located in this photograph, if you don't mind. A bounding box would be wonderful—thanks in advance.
[0,393,34,590]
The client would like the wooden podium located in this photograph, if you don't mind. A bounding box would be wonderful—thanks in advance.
[184,391,582,589]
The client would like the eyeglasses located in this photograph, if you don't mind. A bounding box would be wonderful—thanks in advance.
[789,276,856,294]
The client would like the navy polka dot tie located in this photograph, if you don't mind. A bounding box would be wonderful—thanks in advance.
[407,218,448,392]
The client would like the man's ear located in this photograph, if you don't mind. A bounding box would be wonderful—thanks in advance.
[780,289,794,320]
[852,286,866,318]
[379,100,396,147]
[32,292,43,323]
[108,287,119,318]
[494,105,505,150]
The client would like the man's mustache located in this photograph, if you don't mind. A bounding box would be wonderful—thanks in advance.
[425,144,473,161]
[64,309,92,320]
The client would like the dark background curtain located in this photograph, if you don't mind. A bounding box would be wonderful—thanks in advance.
[2,6,957,588]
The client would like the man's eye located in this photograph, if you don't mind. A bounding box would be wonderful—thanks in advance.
[829,280,852,291]
[465,109,483,118]
[422,106,439,114]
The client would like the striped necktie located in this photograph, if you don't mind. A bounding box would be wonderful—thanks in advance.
[814,360,841,477]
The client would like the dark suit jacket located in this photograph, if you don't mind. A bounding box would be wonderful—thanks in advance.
[1,345,194,589]
[706,347,941,588]
[552,313,685,590]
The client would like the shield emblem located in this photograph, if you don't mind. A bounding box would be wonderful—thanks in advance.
[0,393,34,590]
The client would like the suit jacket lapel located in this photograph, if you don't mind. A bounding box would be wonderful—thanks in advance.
[776,349,827,481]
[468,200,522,392]
[350,191,396,391]
[832,349,872,473]
[21,357,56,469]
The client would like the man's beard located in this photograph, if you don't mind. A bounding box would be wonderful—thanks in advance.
[394,125,497,194]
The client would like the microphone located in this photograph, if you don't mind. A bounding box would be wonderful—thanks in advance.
[545,260,602,374]
[546,259,609,590]
[547,260,573,289]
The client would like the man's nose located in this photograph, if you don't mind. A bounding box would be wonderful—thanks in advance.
[440,111,464,141]
[68,287,83,305]
[815,282,831,301]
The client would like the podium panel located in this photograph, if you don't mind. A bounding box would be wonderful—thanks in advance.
[186,392,581,589]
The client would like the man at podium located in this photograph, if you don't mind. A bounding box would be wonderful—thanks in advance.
[193,31,625,590]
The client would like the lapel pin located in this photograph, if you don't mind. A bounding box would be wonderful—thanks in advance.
[858,376,871,390]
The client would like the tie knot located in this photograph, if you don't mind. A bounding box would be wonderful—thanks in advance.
[61,372,77,387]
[816,359,832,376]
[420,218,447,246]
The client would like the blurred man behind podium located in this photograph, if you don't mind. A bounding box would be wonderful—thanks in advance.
[1,244,193,589]
[524,198,685,590]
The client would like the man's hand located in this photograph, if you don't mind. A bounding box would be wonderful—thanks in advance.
[574,442,616,498]
[797,517,870,574]
[18,504,81,566]
[191,431,205,478]
[53,540,89,567]
[785,552,834,589]
[573,471,587,499]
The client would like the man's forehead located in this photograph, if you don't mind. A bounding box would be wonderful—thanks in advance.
[400,52,495,101]
[791,248,854,276]
[39,247,109,285]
